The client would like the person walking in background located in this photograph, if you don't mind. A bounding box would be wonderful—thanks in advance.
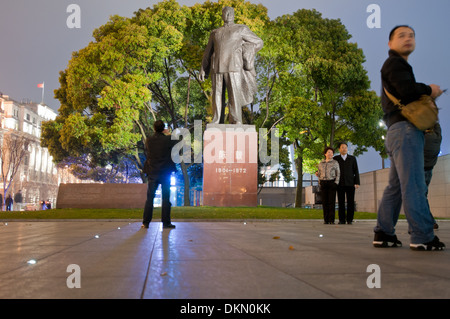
[317,146,340,224]
[373,25,445,251]
[142,120,178,229]
[14,190,23,211]
[334,142,360,225]
[6,195,13,211]
[424,122,442,230]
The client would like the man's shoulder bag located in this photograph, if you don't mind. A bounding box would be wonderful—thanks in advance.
[384,88,438,131]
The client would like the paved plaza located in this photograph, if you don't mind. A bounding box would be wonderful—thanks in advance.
[0,219,449,299]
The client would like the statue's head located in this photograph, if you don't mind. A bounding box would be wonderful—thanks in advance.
[222,6,235,23]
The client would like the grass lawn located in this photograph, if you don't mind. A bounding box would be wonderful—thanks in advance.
[0,206,389,220]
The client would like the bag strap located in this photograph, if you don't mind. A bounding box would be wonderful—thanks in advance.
[383,88,405,109]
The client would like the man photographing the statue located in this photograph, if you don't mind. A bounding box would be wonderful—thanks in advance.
[142,120,178,229]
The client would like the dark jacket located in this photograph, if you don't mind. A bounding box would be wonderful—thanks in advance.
[333,154,360,187]
[381,50,432,128]
[424,122,442,170]
[144,132,178,176]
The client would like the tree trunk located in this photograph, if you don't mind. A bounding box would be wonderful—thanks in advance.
[294,155,303,208]
[180,161,191,206]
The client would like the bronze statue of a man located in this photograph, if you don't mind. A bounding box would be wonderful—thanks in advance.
[199,6,263,124]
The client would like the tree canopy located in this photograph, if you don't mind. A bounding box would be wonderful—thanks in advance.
[253,9,385,205]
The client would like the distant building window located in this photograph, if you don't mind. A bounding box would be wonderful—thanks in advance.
[26,113,31,121]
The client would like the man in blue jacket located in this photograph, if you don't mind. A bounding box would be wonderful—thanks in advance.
[334,142,360,225]
[142,120,178,229]
[373,25,444,251]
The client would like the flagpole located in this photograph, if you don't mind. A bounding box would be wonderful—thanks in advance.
[41,81,45,104]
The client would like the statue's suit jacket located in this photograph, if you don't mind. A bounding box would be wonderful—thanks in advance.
[201,24,263,106]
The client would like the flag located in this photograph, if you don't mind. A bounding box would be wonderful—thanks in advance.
[38,82,45,103]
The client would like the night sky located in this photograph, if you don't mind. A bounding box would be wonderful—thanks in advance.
[1,0,449,172]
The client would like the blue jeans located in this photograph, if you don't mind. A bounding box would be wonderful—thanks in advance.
[374,121,435,244]
[143,173,172,225]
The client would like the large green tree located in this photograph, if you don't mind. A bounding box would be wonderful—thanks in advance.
[42,0,269,205]
[255,9,385,206]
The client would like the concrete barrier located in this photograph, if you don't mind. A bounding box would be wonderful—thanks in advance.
[355,154,450,218]
[56,183,147,209]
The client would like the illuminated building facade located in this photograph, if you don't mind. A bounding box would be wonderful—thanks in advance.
[0,93,83,210]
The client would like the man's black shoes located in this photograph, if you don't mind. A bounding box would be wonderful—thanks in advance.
[373,231,402,248]
[410,236,445,251]
[141,223,176,229]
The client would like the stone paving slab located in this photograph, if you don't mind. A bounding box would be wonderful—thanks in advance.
[0,220,449,300]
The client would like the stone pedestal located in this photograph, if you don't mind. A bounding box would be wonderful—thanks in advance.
[203,124,258,207]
